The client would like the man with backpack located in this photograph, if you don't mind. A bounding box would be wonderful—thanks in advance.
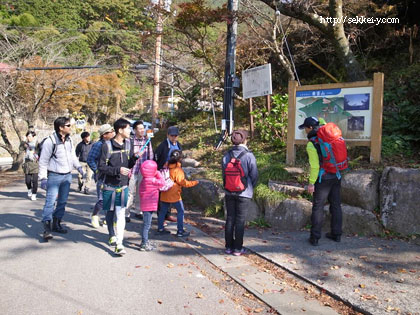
[98,118,135,255]
[38,116,84,240]
[86,124,115,228]
[75,131,93,194]
[300,117,347,246]
[222,130,258,256]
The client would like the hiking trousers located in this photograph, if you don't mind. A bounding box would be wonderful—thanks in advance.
[225,195,250,251]
[310,177,342,239]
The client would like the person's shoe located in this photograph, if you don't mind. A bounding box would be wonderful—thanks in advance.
[125,216,131,223]
[108,236,117,246]
[225,248,233,255]
[84,187,89,195]
[134,213,144,220]
[43,221,53,240]
[309,236,319,246]
[52,217,68,234]
[176,230,190,237]
[139,242,154,251]
[91,215,100,228]
[166,215,177,222]
[102,219,107,226]
[233,248,247,256]
[31,194,37,201]
[115,245,126,256]
[325,232,341,242]
[78,183,83,192]
[27,190,32,198]
[157,228,171,235]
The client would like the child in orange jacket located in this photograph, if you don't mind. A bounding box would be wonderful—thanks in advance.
[157,150,198,237]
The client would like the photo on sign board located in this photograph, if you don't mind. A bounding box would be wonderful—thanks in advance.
[344,93,370,111]
[348,116,365,131]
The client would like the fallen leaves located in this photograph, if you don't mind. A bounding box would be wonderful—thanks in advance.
[360,294,377,300]
[359,284,366,288]
[157,300,163,304]
[167,263,175,268]
[254,308,264,313]
[196,292,204,299]
[344,274,353,278]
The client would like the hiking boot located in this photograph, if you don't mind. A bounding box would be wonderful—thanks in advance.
[52,218,68,234]
[157,228,171,235]
[84,187,89,195]
[225,248,233,255]
[139,242,154,252]
[309,236,319,246]
[91,215,100,228]
[233,248,248,256]
[28,190,32,198]
[43,221,53,240]
[108,236,117,246]
[125,217,131,223]
[325,232,341,242]
[166,215,177,222]
[176,230,190,237]
[31,194,37,201]
[115,245,126,256]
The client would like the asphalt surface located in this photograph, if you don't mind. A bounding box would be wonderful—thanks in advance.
[0,175,242,315]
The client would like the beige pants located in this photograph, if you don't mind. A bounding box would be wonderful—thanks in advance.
[126,173,143,217]
[78,162,93,189]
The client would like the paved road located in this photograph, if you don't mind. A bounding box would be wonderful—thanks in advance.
[0,176,243,315]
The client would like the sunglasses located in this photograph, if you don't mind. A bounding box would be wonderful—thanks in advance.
[64,124,71,127]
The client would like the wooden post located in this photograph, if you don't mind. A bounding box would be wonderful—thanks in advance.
[370,72,384,163]
[249,98,254,138]
[286,81,298,165]
[266,94,271,113]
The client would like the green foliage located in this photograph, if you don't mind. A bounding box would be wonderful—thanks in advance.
[175,84,201,121]
[204,202,224,219]
[254,183,287,204]
[247,217,271,228]
[251,94,288,149]
[383,63,420,150]
[382,135,413,157]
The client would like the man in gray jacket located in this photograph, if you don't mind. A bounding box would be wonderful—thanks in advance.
[222,130,258,256]
[39,117,84,240]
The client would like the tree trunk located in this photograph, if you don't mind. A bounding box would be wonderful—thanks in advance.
[9,149,25,172]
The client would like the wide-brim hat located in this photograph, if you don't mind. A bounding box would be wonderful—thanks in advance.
[98,124,113,136]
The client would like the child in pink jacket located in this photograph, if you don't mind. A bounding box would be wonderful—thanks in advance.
[139,160,165,251]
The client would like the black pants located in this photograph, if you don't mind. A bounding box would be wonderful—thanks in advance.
[225,195,250,251]
[25,173,38,194]
[310,177,342,239]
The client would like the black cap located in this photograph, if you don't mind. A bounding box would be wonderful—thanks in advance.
[167,126,179,136]
[298,117,319,130]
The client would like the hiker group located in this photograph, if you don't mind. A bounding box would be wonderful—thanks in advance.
[22,114,346,257]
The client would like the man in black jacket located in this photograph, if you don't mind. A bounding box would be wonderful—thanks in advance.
[154,126,182,222]
[98,118,135,256]
[75,131,93,194]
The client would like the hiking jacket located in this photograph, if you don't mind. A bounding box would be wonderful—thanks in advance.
[97,138,135,187]
[75,141,93,162]
[160,162,198,203]
[221,145,258,199]
[139,160,165,212]
[38,133,81,180]
[154,139,182,170]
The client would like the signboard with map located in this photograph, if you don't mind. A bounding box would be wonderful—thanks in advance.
[286,73,384,165]
[295,87,373,140]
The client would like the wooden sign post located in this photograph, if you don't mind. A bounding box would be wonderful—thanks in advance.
[286,72,384,165]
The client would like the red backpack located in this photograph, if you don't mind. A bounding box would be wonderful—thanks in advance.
[311,123,348,182]
[224,150,248,193]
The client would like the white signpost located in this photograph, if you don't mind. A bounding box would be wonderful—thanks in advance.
[242,64,273,138]
[242,63,272,99]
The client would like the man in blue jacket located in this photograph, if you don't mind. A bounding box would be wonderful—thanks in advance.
[222,130,258,256]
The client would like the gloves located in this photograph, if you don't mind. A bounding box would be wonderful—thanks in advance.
[40,179,48,190]
[77,167,86,179]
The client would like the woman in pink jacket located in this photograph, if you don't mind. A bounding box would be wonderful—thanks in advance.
[139,160,165,251]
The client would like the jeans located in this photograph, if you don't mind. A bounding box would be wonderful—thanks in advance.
[225,195,249,251]
[25,173,38,194]
[92,179,103,216]
[42,172,72,222]
[310,177,342,239]
[158,200,185,232]
[142,211,153,243]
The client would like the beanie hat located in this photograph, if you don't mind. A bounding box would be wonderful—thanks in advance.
[231,130,248,145]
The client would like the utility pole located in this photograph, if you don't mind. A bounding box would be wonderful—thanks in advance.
[216,0,239,149]
[151,0,164,129]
